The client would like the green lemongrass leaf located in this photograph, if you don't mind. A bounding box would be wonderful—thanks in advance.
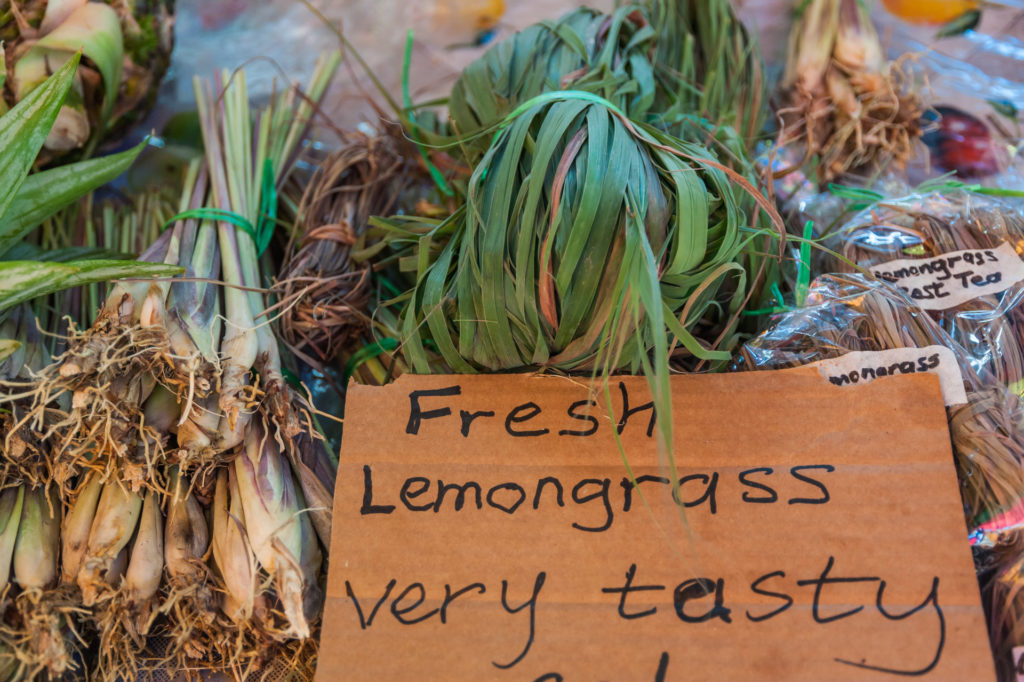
[0,140,145,258]
[0,55,80,225]
[935,9,981,38]
[0,260,182,312]
[0,341,20,364]
[987,99,1018,120]
[342,338,399,386]
[31,3,123,124]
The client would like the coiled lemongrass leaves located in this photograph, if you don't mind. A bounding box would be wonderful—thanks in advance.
[394,93,782,459]
[448,6,657,158]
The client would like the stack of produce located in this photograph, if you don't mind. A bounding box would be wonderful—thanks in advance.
[0,53,339,679]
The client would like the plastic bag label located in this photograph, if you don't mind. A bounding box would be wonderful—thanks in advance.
[807,346,968,407]
[870,242,1024,310]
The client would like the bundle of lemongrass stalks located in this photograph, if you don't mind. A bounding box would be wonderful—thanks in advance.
[823,188,1024,392]
[775,0,924,183]
[734,272,1024,678]
[0,55,341,680]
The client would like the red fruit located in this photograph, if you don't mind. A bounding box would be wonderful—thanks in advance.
[923,106,1000,178]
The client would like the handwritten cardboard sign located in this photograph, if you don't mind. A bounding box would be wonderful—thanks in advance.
[319,371,994,681]
[869,242,1024,309]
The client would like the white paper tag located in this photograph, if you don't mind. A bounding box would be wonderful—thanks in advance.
[869,242,1024,310]
[808,346,968,407]
[1013,646,1024,681]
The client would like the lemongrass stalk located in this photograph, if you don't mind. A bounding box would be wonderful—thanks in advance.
[834,0,884,74]
[60,473,101,585]
[783,0,840,93]
[123,490,162,633]
[195,78,257,451]
[0,487,24,592]
[291,469,324,628]
[234,421,318,638]
[40,0,86,34]
[211,467,257,624]
[13,486,59,590]
[78,480,142,605]
[176,394,220,457]
[289,433,336,548]
[164,467,209,583]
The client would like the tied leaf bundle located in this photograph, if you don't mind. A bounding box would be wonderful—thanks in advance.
[645,0,768,147]
[777,0,924,183]
[448,6,658,159]
[274,125,429,367]
[445,1,768,163]
[391,93,783,463]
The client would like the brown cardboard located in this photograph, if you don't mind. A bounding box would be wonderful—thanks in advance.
[318,371,995,681]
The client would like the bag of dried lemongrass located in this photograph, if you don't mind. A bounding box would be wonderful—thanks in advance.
[821,187,1024,396]
[732,272,1024,680]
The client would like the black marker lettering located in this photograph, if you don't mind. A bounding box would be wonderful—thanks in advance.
[617,382,656,437]
[789,465,835,505]
[572,478,613,532]
[345,579,396,629]
[674,578,732,623]
[493,572,546,670]
[460,409,494,437]
[406,386,460,434]
[600,563,666,620]
[360,465,395,515]
[621,475,671,512]
[796,556,879,624]
[505,402,550,437]
[440,582,486,623]
[747,571,793,622]
[559,399,599,437]
[835,577,944,676]
[434,480,482,512]
[739,467,778,504]
[391,583,439,624]
[533,477,565,509]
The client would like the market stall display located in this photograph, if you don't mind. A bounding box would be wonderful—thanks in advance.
[0,0,1022,678]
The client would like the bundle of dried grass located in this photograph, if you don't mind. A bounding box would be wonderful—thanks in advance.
[274,126,426,368]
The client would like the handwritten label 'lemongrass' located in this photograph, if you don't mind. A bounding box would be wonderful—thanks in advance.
[870,242,1024,310]
[808,346,968,407]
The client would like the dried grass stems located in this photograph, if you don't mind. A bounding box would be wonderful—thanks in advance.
[826,190,1024,389]
[776,0,925,183]
[273,127,424,368]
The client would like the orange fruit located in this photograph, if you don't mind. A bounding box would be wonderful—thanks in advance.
[880,0,980,24]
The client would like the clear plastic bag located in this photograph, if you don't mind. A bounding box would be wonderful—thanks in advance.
[733,272,1024,678]
[735,272,1024,538]
[819,188,1024,391]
